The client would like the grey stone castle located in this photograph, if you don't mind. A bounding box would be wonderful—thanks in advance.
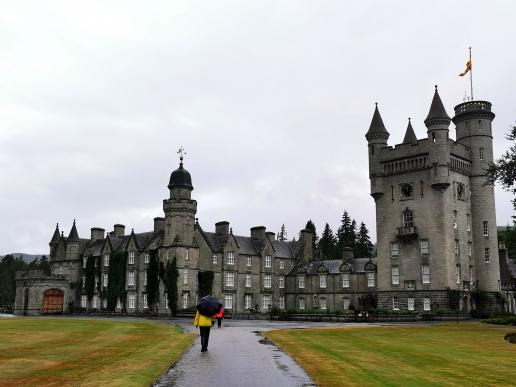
[15,87,511,316]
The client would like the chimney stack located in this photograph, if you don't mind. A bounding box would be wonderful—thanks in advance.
[266,231,275,241]
[251,226,266,241]
[113,224,125,238]
[299,229,314,263]
[342,247,354,262]
[90,227,105,242]
[215,221,229,236]
[154,217,165,233]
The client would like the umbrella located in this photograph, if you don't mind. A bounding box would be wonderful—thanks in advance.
[196,295,223,317]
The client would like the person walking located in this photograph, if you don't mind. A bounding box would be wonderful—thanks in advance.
[194,310,214,352]
[215,307,224,328]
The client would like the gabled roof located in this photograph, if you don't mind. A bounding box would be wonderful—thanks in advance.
[298,257,377,275]
[402,118,418,144]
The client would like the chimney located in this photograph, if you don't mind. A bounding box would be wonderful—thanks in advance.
[90,227,105,242]
[266,231,275,241]
[342,247,354,262]
[299,229,314,263]
[154,217,165,233]
[215,221,229,236]
[251,226,266,241]
[113,224,125,238]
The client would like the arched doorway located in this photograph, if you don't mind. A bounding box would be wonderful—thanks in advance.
[23,288,29,315]
[42,288,64,314]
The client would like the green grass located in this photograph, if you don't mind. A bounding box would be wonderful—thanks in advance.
[265,323,516,387]
[0,317,195,386]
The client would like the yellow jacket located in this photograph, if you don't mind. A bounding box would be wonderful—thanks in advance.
[194,311,214,327]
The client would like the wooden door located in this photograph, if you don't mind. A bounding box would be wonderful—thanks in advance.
[42,289,64,314]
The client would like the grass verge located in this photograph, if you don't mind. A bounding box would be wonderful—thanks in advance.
[0,317,195,386]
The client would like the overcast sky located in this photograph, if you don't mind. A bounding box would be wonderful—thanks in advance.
[1,1,515,255]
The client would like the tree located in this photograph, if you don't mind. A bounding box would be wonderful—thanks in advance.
[39,255,51,276]
[0,255,27,309]
[106,250,127,311]
[337,211,357,254]
[319,223,337,259]
[355,222,374,258]
[486,125,516,218]
[165,257,178,316]
[277,224,288,241]
[146,251,160,314]
[84,256,96,302]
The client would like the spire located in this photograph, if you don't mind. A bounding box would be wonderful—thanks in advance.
[68,219,79,241]
[402,118,418,144]
[366,103,390,141]
[425,85,451,127]
[50,223,60,245]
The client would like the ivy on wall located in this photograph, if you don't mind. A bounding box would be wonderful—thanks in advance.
[146,250,160,313]
[106,250,127,311]
[85,256,96,302]
[198,271,214,298]
[165,256,178,316]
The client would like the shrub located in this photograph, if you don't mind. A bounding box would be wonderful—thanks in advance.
[482,316,516,325]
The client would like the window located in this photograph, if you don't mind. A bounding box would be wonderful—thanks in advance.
[143,294,148,309]
[144,272,147,286]
[470,266,475,284]
[483,221,489,237]
[246,256,252,267]
[456,265,461,284]
[484,247,490,263]
[103,273,108,287]
[422,265,430,284]
[144,253,149,264]
[212,254,218,264]
[299,297,306,310]
[182,292,189,309]
[226,272,234,287]
[320,297,327,310]
[467,214,471,232]
[420,240,429,255]
[264,274,272,288]
[319,274,327,288]
[343,297,350,310]
[128,295,136,309]
[390,242,399,257]
[261,294,271,310]
[128,271,135,286]
[224,294,233,309]
[479,147,484,160]
[342,273,350,288]
[279,259,284,269]
[244,294,252,309]
[392,296,400,311]
[164,293,168,309]
[82,275,86,288]
[245,274,251,288]
[81,295,87,308]
[367,272,375,288]
[279,296,285,309]
[408,297,415,311]
[453,211,458,229]
[103,298,107,309]
[92,295,98,309]
[94,276,98,288]
[116,298,121,309]
[227,251,235,265]
[128,251,135,265]
[402,209,414,227]
[454,240,460,256]
[83,257,87,269]
[423,297,431,311]
[59,265,63,275]
[265,255,272,268]
[183,268,188,284]
[391,266,400,285]
[185,249,189,261]
[298,275,305,289]
[104,254,109,267]
[279,275,285,289]
[468,242,472,258]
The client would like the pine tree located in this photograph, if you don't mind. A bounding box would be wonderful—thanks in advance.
[304,219,318,244]
[337,211,357,253]
[146,252,159,314]
[319,223,337,259]
[277,224,288,241]
[165,257,178,316]
[355,222,374,258]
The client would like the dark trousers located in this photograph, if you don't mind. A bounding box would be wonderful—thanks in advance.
[217,318,222,327]
[199,326,211,350]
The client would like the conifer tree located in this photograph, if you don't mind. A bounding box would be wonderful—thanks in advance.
[146,252,159,314]
[304,219,318,244]
[319,223,337,259]
[277,224,288,241]
[337,211,357,253]
[165,257,178,316]
[355,222,374,258]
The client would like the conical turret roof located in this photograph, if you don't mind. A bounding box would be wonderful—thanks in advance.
[68,220,80,241]
[365,103,390,141]
[403,118,418,144]
[425,86,451,127]
[50,223,60,245]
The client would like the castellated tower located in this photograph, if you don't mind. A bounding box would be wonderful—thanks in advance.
[366,86,500,313]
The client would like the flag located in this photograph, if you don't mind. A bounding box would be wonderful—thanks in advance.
[459,58,472,76]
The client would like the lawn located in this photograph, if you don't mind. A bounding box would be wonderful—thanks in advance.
[0,317,195,386]
[265,323,516,387]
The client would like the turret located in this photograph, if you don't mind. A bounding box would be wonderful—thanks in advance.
[425,86,451,190]
[49,223,60,257]
[365,103,389,198]
[402,118,418,145]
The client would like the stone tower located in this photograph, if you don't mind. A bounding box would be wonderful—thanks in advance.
[366,86,500,312]
[452,100,500,293]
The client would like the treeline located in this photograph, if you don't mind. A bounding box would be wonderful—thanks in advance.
[303,210,375,260]
[0,255,50,310]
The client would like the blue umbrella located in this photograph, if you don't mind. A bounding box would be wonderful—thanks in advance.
[196,295,223,317]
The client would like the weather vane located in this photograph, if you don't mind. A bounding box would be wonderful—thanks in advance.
[177,146,186,164]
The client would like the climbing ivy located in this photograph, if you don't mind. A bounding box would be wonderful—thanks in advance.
[198,271,214,298]
[446,287,461,310]
[85,256,96,302]
[146,251,160,313]
[165,256,178,316]
[106,250,127,311]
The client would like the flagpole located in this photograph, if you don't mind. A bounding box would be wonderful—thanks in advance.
[469,46,474,100]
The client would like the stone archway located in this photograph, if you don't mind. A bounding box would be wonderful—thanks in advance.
[42,288,64,314]
[23,288,29,315]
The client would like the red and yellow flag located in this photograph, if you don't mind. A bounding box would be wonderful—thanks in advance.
[459,58,472,76]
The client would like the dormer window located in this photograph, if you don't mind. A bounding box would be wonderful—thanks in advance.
[128,251,135,265]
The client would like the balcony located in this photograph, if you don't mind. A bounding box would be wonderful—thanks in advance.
[396,225,418,242]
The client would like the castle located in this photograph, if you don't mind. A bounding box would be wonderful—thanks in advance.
[15,87,514,316]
